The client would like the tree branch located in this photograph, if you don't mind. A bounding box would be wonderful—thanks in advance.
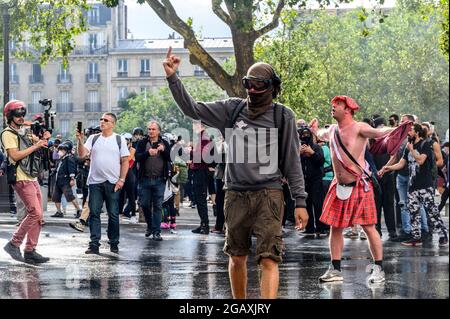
[254,0,286,38]
[211,0,232,26]
[144,0,233,92]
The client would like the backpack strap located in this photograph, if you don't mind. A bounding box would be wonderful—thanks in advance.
[91,133,101,148]
[91,133,122,151]
[228,99,247,128]
[273,103,286,175]
[116,134,122,151]
[0,128,20,168]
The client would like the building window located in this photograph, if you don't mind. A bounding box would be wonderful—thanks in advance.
[60,119,70,136]
[58,63,71,83]
[89,33,98,51]
[117,87,128,101]
[88,62,98,75]
[10,63,18,83]
[87,62,100,82]
[140,86,150,99]
[86,90,100,112]
[88,6,100,24]
[88,90,99,104]
[58,91,72,112]
[30,64,43,83]
[118,59,128,77]
[10,91,16,100]
[140,59,150,77]
[30,91,41,113]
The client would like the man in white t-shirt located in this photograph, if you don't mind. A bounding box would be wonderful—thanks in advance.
[76,112,130,254]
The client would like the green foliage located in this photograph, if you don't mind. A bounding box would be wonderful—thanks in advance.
[115,78,226,134]
[256,6,449,132]
[0,0,89,66]
[439,0,449,58]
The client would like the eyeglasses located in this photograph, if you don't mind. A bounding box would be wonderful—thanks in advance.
[12,108,27,118]
[100,118,110,123]
[242,76,273,91]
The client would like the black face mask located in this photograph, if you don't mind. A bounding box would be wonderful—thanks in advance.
[408,135,415,143]
[389,119,396,126]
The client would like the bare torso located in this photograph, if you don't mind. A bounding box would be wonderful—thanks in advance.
[330,121,369,184]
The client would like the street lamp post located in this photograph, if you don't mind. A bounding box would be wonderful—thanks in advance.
[2,2,11,129]
[1,2,12,213]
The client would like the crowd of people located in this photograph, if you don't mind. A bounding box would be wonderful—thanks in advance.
[0,47,448,299]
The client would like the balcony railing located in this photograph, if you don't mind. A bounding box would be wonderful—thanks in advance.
[72,45,108,56]
[87,17,104,26]
[56,103,73,113]
[29,74,44,84]
[57,74,72,84]
[140,71,151,77]
[10,75,19,84]
[85,103,102,112]
[28,104,44,114]
[117,71,128,78]
[86,74,100,83]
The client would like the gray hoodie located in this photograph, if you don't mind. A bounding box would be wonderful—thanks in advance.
[167,74,307,208]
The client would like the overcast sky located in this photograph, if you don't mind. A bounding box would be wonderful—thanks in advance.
[125,0,397,40]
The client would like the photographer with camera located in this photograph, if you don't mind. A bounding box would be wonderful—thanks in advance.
[298,126,328,238]
[1,100,51,264]
[135,120,171,241]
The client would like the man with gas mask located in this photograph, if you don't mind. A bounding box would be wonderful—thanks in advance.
[51,141,82,218]
[163,47,308,299]
[1,100,51,264]
[298,126,328,238]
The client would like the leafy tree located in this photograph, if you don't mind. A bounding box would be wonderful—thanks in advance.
[256,6,449,132]
[102,0,381,98]
[115,78,226,134]
[0,0,89,66]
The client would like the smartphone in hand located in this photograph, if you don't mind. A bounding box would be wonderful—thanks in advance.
[77,121,83,133]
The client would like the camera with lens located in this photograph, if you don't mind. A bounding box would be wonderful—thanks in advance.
[31,99,55,138]
[152,142,160,149]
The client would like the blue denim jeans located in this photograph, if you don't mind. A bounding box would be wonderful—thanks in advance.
[88,182,120,248]
[396,174,429,233]
[141,178,165,234]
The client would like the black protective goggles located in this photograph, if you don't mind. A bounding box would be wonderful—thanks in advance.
[242,76,273,91]
[11,108,27,118]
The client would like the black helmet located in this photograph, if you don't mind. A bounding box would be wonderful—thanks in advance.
[60,140,73,152]
[58,142,72,153]
[133,127,144,136]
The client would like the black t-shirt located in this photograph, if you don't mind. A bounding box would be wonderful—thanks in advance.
[397,139,409,177]
[402,139,433,191]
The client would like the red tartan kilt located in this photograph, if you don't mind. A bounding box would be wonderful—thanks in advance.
[320,179,377,228]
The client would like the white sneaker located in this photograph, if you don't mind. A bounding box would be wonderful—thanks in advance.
[366,264,385,284]
[319,265,344,282]
[130,216,138,224]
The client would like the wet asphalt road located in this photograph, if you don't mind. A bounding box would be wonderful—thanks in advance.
[0,204,448,299]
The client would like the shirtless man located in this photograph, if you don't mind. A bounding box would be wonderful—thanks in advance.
[319,96,394,284]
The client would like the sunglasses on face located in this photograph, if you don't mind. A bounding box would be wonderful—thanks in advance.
[100,118,111,123]
[12,108,27,118]
[242,76,272,91]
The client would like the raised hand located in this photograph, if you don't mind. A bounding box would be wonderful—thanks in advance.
[163,46,181,77]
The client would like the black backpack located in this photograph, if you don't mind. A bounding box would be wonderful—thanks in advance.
[0,128,43,182]
[228,99,287,175]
